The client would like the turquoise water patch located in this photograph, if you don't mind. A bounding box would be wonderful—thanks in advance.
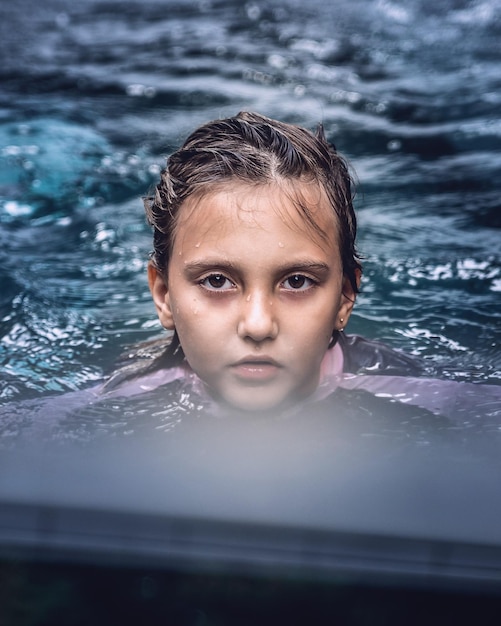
[0,119,110,219]
[0,120,154,223]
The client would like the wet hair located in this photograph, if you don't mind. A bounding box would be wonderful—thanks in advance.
[143,111,362,364]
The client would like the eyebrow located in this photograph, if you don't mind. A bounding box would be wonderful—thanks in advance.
[183,259,331,276]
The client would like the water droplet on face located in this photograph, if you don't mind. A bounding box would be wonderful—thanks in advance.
[195,242,200,248]
[278,241,284,248]
[246,294,251,302]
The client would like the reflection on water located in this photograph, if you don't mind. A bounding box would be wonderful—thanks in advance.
[0,0,500,405]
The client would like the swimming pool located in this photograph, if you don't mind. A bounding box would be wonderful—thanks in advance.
[1,0,499,409]
[0,1,501,620]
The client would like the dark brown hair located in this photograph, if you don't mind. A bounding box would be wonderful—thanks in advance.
[144,111,362,362]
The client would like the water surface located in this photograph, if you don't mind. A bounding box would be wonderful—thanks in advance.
[0,0,500,404]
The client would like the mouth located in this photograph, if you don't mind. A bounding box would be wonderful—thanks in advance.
[231,357,282,382]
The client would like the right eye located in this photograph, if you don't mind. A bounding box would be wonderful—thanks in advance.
[199,274,235,291]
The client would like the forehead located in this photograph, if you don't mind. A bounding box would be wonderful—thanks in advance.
[173,180,339,251]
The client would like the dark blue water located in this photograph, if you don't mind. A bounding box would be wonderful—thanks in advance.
[1,0,500,402]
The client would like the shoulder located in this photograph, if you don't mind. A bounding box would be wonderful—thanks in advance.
[99,366,190,398]
[338,333,429,377]
[99,336,185,396]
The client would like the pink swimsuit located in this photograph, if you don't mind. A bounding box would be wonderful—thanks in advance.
[98,341,501,420]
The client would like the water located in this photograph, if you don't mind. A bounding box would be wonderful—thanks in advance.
[0,0,500,404]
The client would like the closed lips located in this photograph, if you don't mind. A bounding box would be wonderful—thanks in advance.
[231,358,282,380]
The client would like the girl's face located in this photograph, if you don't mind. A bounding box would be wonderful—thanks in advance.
[149,182,357,412]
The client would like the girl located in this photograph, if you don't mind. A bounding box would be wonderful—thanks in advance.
[102,111,499,419]
[145,109,360,413]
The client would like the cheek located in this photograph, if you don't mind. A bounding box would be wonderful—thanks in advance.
[172,299,226,359]
[283,314,332,360]
[169,288,201,325]
[301,310,338,356]
[306,297,339,333]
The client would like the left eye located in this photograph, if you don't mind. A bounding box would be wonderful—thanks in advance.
[199,274,235,291]
[282,275,315,291]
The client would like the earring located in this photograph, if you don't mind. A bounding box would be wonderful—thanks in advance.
[339,317,344,332]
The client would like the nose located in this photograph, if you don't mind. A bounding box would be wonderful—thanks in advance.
[237,291,278,343]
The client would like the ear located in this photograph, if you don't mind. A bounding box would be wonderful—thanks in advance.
[147,262,176,330]
[335,269,361,331]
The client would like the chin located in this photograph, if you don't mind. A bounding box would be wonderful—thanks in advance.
[221,391,297,415]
